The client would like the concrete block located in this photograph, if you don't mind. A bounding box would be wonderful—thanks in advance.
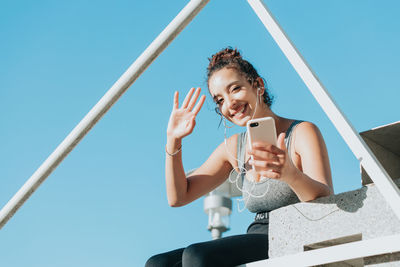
[360,121,400,185]
[268,179,400,266]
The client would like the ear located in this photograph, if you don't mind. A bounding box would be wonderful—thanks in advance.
[253,78,265,95]
[256,77,265,88]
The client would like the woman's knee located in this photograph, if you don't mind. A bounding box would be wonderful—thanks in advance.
[145,254,169,267]
[145,248,183,267]
[182,243,212,266]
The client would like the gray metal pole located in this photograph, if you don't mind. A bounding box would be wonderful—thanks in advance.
[0,0,210,229]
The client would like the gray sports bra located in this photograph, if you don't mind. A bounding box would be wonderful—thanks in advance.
[237,120,302,213]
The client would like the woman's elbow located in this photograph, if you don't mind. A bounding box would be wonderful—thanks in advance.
[167,197,186,207]
[321,183,334,197]
[311,186,333,201]
[301,186,333,202]
[168,200,181,207]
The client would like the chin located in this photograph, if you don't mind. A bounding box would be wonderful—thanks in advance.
[233,117,251,127]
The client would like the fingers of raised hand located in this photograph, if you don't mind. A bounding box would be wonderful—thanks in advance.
[187,87,201,111]
[179,88,205,114]
[192,95,206,115]
[181,88,195,109]
[173,91,179,110]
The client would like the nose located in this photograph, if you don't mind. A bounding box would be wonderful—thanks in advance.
[224,96,237,111]
[221,97,238,117]
[228,98,241,114]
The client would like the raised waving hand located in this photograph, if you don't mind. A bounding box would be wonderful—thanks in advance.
[167,88,206,140]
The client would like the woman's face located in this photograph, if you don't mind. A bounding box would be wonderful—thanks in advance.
[209,67,264,127]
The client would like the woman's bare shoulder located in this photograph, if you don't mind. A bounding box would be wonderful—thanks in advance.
[296,121,322,137]
[297,121,319,130]
[294,121,326,152]
[225,133,240,146]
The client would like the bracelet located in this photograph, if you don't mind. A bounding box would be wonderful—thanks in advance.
[165,145,182,156]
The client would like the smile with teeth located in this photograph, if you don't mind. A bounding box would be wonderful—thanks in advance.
[231,104,247,118]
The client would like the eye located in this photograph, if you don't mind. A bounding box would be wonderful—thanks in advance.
[216,98,224,105]
[231,86,241,92]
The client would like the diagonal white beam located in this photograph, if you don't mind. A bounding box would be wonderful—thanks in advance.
[0,0,210,229]
[247,234,400,266]
[247,0,400,220]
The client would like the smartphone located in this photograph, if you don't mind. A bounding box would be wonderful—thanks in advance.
[246,117,277,172]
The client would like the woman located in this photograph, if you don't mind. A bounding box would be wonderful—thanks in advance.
[146,48,333,266]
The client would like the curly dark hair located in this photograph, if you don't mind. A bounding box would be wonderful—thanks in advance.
[206,47,273,114]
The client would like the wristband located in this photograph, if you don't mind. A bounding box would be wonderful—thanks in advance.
[165,145,182,156]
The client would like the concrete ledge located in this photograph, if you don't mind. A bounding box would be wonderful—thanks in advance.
[268,179,400,265]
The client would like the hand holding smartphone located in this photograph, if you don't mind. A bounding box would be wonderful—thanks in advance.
[246,117,277,174]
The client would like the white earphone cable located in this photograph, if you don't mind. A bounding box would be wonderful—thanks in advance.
[221,88,273,212]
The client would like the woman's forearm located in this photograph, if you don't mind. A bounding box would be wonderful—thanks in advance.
[286,170,333,202]
[165,137,188,207]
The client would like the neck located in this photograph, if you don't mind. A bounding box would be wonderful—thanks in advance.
[254,107,291,135]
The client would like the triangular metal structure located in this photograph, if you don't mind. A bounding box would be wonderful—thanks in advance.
[1,0,399,265]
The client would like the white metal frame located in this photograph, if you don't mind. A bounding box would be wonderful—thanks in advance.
[1,0,399,265]
[247,234,400,266]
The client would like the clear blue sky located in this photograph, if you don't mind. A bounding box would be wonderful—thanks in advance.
[0,0,398,266]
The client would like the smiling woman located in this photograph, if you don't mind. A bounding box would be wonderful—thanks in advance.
[207,48,273,121]
[147,47,333,266]
[1,0,399,266]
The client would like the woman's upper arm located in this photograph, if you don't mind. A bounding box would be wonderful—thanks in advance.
[295,122,333,192]
[182,135,237,205]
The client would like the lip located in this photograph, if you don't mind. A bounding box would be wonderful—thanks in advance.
[230,104,247,119]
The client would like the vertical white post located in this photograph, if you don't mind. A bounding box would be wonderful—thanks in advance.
[247,0,400,219]
[0,0,210,229]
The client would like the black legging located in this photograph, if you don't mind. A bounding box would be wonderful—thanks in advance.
[145,233,268,267]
